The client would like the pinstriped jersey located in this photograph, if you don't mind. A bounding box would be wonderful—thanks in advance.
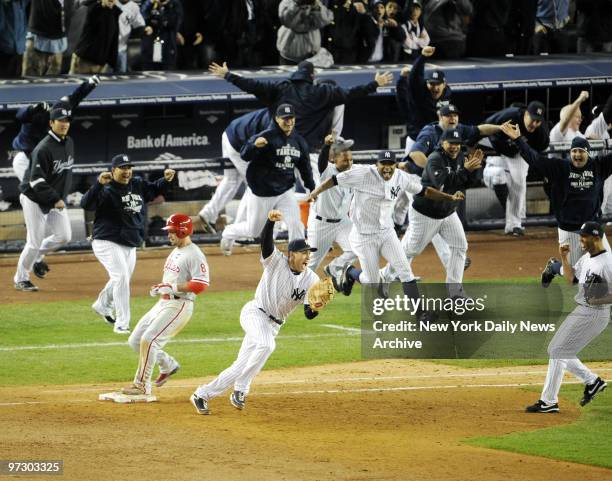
[312,163,352,219]
[574,250,612,308]
[256,249,319,322]
[336,165,423,234]
[162,243,210,301]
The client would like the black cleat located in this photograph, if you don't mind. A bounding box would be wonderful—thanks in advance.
[341,263,355,296]
[229,390,246,410]
[15,280,38,292]
[191,393,210,415]
[525,400,559,413]
[511,227,525,237]
[541,257,559,288]
[323,265,341,293]
[32,261,50,279]
[580,377,607,406]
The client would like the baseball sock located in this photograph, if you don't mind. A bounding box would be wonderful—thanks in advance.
[347,266,362,283]
[550,260,562,276]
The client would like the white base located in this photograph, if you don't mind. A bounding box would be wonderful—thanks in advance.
[99,391,158,403]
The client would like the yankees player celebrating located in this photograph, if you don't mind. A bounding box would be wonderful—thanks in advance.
[482,101,550,236]
[198,108,272,233]
[308,134,357,276]
[526,222,609,413]
[14,107,76,292]
[307,150,463,319]
[80,155,175,334]
[220,104,314,253]
[381,129,483,296]
[500,125,612,284]
[122,214,209,397]
[191,210,319,415]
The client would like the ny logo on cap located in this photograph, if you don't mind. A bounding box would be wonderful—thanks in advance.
[284,107,291,113]
[62,109,71,116]
[453,131,459,138]
[123,155,128,162]
[537,108,543,115]
[385,151,391,158]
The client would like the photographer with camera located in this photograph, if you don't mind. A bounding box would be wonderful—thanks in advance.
[141,0,183,70]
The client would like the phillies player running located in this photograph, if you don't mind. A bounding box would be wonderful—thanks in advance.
[122,214,209,396]
[191,210,319,415]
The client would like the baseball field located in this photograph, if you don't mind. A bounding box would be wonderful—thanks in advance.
[1,229,610,481]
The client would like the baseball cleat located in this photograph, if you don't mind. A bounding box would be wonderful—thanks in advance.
[113,326,131,335]
[32,261,50,279]
[464,256,471,271]
[15,280,38,292]
[220,238,235,256]
[92,302,115,325]
[340,263,355,296]
[580,377,607,406]
[378,273,390,299]
[511,227,525,237]
[525,400,559,413]
[324,265,341,293]
[229,390,246,410]
[154,364,180,387]
[541,257,560,288]
[198,213,217,234]
[191,393,210,415]
[122,383,147,396]
[416,310,436,323]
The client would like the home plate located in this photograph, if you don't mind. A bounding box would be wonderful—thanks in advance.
[99,392,158,403]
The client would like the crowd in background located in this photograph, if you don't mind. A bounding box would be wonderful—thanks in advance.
[1,0,611,78]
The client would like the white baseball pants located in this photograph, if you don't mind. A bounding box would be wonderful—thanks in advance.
[381,206,467,286]
[14,194,71,284]
[12,151,30,182]
[128,298,193,394]
[541,305,609,404]
[349,227,415,284]
[199,132,248,224]
[92,239,136,331]
[307,217,357,273]
[195,300,280,400]
[223,189,304,242]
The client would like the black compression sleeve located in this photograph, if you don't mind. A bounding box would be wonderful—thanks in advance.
[261,219,275,259]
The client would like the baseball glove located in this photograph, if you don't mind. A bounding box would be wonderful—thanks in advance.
[583,273,608,303]
[307,277,335,311]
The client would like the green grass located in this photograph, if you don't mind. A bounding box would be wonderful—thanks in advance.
[467,385,612,469]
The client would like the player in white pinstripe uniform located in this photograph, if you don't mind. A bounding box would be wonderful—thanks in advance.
[190,210,320,415]
[307,150,463,317]
[121,214,209,397]
[307,134,357,282]
[379,129,482,297]
[526,222,609,413]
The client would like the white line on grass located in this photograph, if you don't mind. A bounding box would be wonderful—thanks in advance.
[0,331,359,352]
[320,324,361,333]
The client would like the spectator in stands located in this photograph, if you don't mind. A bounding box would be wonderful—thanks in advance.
[550,91,589,147]
[363,0,386,63]
[423,0,473,59]
[467,0,511,57]
[575,0,612,54]
[585,93,612,216]
[116,0,145,72]
[382,0,406,62]
[70,0,123,74]
[276,0,334,65]
[533,0,570,54]
[505,0,536,55]
[363,0,405,63]
[22,0,73,76]
[396,45,451,154]
[482,101,550,236]
[323,0,368,65]
[400,0,429,60]
[140,0,183,70]
[0,0,30,78]
[176,0,204,70]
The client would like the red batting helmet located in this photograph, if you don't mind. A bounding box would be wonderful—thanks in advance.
[163,213,193,238]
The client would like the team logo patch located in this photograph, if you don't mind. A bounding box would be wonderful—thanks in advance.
[291,288,306,301]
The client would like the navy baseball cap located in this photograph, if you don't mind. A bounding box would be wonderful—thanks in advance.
[50,107,72,121]
[579,221,604,238]
[571,136,590,152]
[440,128,463,144]
[111,154,132,168]
[527,101,546,121]
[439,104,460,116]
[288,239,317,252]
[377,150,397,163]
[425,70,445,83]
[330,136,354,155]
[276,103,295,118]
